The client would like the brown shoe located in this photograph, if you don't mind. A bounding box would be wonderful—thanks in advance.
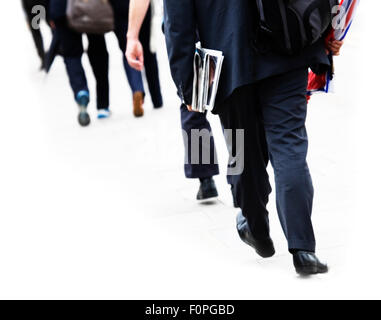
[133,91,144,117]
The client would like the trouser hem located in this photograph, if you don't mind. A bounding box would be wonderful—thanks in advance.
[184,166,219,179]
[288,239,316,253]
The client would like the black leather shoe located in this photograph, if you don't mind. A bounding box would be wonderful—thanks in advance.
[293,251,328,275]
[197,178,218,200]
[236,212,275,258]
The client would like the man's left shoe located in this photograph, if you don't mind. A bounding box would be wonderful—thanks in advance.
[197,178,218,200]
[293,251,329,275]
[236,211,275,258]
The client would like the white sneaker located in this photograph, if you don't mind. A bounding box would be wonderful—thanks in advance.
[97,109,111,119]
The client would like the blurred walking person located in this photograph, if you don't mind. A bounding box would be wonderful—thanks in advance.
[49,0,110,126]
[21,0,49,69]
[109,0,163,117]
[126,0,219,201]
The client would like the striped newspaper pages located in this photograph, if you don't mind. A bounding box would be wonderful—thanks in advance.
[191,42,224,113]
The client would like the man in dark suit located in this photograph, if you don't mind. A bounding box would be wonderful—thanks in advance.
[164,0,332,275]
[126,0,219,201]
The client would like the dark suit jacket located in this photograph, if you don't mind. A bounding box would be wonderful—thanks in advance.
[164,0,330,113]
[49,0,66,21]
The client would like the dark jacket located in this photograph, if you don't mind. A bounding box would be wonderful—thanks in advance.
[22,0,48,10]
[49,0,66,21]
[109,0,130,19]
[22,0,50,20]
[163,0,330,113]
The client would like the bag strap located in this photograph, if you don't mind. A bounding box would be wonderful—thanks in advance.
[277,0,292,53]
[256,0,266,24]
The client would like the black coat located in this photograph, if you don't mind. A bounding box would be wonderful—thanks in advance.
[22,0,50,20]
[49,0,66,21]
[22,0,48,10]
[163,0,330,113]
[109,0,130,19]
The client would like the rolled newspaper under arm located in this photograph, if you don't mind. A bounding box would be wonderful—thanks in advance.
[191,42,224,112]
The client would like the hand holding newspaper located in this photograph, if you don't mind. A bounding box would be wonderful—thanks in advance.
[191,42,224,113]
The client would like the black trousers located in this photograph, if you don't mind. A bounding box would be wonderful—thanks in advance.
[139,6,163,108]
[113,19,145,93]
[219,68,315,252]
[22,0,48,61]
[181,104,219,179]
[56,22,109,110]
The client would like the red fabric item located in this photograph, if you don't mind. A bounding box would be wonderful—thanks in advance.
[307,72,327,92]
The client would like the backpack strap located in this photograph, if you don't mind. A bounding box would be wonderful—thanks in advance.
[277,0,292,53]
[256,0,266,24]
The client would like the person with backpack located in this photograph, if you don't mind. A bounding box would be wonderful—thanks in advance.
[49,0,110,126]
[164,0,341,275]
[126,0,219,202]
[21,0,49,69]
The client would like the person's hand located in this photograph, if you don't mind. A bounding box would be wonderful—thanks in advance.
[187,105,200,112]
[49,20,56,29]
[126,37,144,71]
[326,40,344,56]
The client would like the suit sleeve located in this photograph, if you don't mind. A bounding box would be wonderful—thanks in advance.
[163,0,196,105]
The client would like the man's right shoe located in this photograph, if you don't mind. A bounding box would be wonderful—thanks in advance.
[97,108,111,119]
[133,91,144,117]
[76,90,90,127]
[236,211,275,258]
[293,251,329,276]
[197,178,218,201]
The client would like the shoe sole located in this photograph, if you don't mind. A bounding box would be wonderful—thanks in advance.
[197,196,218,203]
[295,266,329,276]
[197,191,219,201]
[237,229,275,258]
[133,110,144,117]
[196,184,219,200]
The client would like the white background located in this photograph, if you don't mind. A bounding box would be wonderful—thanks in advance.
[0,1,380,299]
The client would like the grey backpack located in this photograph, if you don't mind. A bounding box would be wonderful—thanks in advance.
[67,0,115,34]
[254,0,338,55]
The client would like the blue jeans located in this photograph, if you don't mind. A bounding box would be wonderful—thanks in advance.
[113,14,163,107]
[113,20,145,93]
[57,22,109,110]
